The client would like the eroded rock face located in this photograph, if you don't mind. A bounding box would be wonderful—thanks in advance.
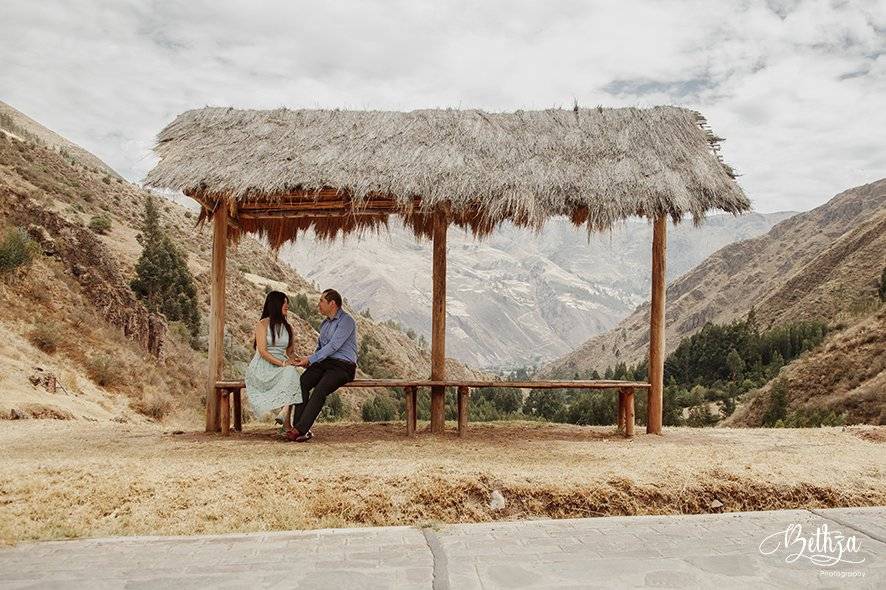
[12,196,167,357]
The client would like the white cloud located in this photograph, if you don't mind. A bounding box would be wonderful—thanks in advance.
[0,0,883,212]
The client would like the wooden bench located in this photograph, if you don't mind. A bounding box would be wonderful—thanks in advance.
[214,379,651,438]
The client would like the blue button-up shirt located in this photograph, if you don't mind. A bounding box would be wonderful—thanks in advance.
[308,308,358,366]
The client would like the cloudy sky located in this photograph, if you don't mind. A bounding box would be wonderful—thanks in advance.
[1,0,883,212]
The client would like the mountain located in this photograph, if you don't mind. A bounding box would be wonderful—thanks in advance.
[0,112,479,424]
[545,178,886,378]
[722,305,885,427]
[0,100,120,178]
[280,212,793,370]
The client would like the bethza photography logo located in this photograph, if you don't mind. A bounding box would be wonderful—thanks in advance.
[759,523,865,568]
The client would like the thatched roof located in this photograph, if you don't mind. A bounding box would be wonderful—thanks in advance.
[145,106,749,247]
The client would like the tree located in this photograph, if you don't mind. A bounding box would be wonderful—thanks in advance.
[762,379,789,426]
[523,389,566,421]
[130,194,201,338]
[726,348,745,381]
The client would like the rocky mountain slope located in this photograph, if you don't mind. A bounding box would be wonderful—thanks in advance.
[282,212,792,370]
[0,100,119,178]
[0,109,479,424]
[545,178,886,378]
[723,305,885,426]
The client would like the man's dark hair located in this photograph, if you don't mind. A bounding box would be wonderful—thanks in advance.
[322,288,342,308]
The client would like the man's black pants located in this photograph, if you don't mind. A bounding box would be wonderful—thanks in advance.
[293,358,356,433]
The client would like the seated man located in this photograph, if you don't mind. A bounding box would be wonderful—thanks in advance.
[288,289,357,442]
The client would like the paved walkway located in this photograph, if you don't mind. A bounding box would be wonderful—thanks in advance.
[1,508,882,589]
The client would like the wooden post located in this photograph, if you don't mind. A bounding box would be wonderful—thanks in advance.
[405,386,417,436]
[647,215,667,435]
[232,389,242,432]
[430,210,447,433]
[457,386,469,437]
[617,389,626,432]
[220,391,230,436]
[624,388,635,438]
[206,203,228,432]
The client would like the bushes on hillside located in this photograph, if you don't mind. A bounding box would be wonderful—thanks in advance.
[0,227,39,275]
[28,324,59,353]
[318,392,345,421]
[362,394,398,422]
[88,215,111,235]
[86,353,120,387]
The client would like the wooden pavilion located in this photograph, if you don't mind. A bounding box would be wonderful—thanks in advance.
[145,106,749,436]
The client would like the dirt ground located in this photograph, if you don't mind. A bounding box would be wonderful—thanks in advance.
[0,420,883,544]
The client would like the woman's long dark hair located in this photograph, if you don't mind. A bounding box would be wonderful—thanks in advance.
[256,291,293,349]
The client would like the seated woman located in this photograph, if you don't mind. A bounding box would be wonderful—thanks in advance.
[245,290,303,432]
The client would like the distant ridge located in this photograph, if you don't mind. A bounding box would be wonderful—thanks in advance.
[0,100,120,178]
[545,178,886,377]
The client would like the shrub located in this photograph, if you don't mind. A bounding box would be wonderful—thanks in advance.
[776,408,845,428]
[0,227,39,275]
[362,394,398,422]
[290,293,323,330]
[318,392,345,421]
[131,388,173,420]
[28,324,59,353]
[88,215,112,235]
[358,333,397,379]
[86,353,120,387]
[102,176,111,185]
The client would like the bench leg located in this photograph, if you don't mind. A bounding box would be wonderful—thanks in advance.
[623,387,635,438]
[617,389,626,432]
[220,391,231,436]
[232,388,242,432]
[457,386,469,437]
[405,386,417,436]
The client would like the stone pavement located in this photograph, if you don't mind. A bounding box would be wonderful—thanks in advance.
[0,508,883,589]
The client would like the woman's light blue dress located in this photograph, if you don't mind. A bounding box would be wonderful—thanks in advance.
[245,323,303,417]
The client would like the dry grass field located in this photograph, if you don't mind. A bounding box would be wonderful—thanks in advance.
[1,420,884,544]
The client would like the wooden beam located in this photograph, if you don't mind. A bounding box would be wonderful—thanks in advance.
[430,209,448,434]
[238,211,392,221]
[206,204,227,432]
[647,215,667,435]
[238,199,399,213]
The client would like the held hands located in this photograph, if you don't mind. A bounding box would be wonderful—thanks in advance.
[281,355,310,367]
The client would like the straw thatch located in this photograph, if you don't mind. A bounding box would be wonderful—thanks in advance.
[145,106,749,247]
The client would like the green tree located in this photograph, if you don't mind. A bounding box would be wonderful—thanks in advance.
[130,194,201,338]
[726,348,745,380]
[523,389,566,421]
[762,378,789,426]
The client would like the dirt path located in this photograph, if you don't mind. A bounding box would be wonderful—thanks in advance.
[1,421,883,543]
